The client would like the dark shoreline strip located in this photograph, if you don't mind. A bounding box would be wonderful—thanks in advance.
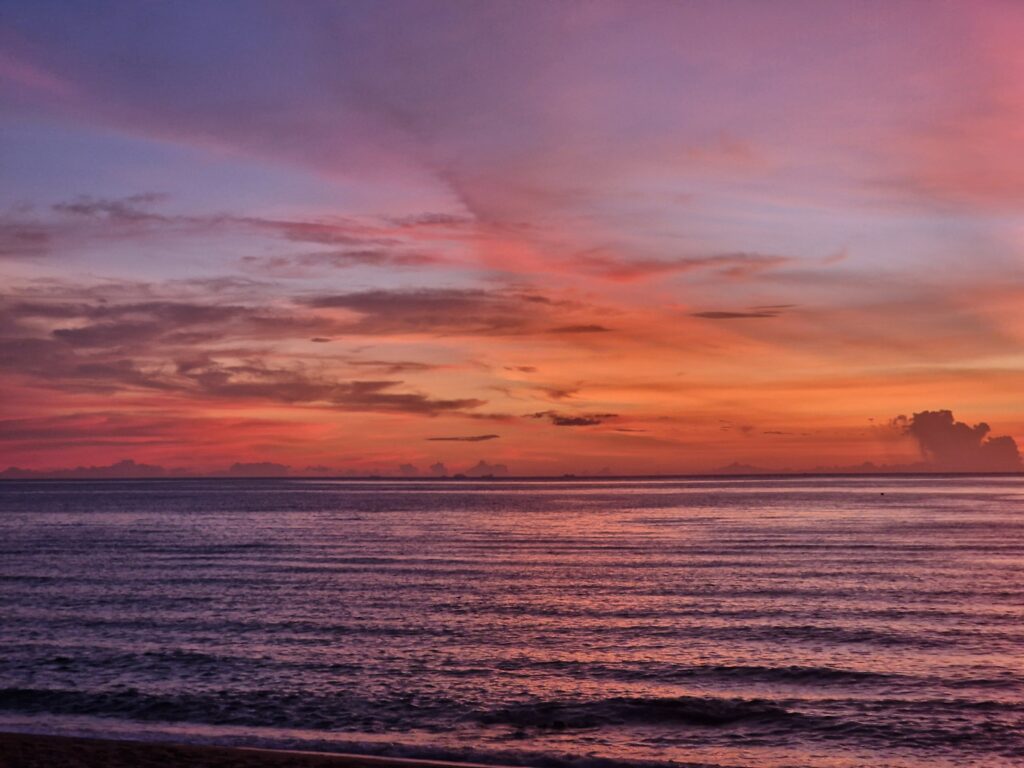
[0,732,522,768]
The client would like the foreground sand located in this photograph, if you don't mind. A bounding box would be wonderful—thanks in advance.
[0,733,520,768]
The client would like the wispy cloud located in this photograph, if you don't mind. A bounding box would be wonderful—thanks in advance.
[528,411,618,427]
[691,310,782,320]
[426,434,500,442]
[572,252,791,282]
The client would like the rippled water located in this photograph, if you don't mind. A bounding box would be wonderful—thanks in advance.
[1,477,1022,767]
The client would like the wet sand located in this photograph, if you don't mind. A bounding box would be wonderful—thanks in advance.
[0,733,519,768]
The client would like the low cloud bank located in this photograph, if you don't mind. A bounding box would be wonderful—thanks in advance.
[1,457,516,479]
[0,458,171,479]
[5,409,1019,479]
[461,460,509,477]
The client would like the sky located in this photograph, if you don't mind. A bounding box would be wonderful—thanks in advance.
[2,0,1023,476]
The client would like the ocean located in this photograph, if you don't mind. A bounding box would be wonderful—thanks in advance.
[0,476,1021,767]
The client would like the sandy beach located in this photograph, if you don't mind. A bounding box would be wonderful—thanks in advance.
[0,733,519,768]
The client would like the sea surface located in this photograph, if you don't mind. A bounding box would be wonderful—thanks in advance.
[0,476,1022,768]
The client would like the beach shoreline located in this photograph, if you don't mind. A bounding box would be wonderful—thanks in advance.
[0,732,522,768]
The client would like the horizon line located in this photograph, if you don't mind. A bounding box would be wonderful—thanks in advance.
[3,470,1023,482]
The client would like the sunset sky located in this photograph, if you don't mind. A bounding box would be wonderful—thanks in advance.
[2,1,1023,475]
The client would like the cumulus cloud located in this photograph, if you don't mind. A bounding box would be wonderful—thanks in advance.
[894,409,1022,472]
[429,461,448,476]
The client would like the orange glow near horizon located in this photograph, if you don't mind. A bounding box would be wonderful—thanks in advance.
[1,2,1023,476]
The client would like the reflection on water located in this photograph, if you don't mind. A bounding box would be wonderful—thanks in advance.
[1,476,1022,767]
